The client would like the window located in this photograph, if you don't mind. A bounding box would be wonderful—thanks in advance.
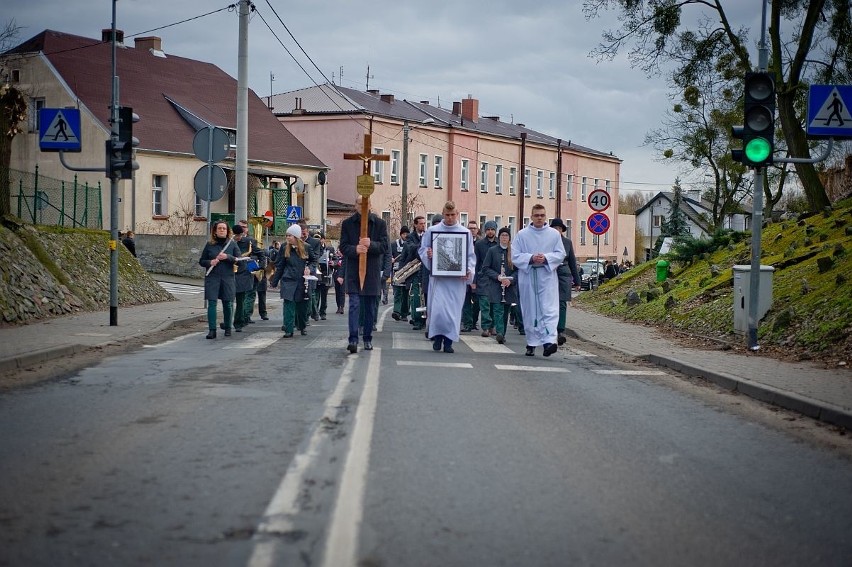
[434,155,443,188]
[536,170,543,198]
[28,97,45,132]
[494,215,502,228]
[480,162,489,193]
[594,178,600,192]
[592,234,599,245]
[382,210,391,227]
[549,172,556,199]
[460,212,469,226]
[606,179,612,193]
[509,167,517,195]
[495,164,503,194]
[580,220,587,245]
[653,215,664,227]
[604,230,609,245]
[390,150,401,184]
[152,175,166,216]
[566,219,573,241]
[373,148,384,183]
[508,216,516,234]
[522,216,530,227]
[524,168,531,197]
[194,193,204,218]
[460,159,469,191]
[419,154,428,187]
[479,214,487,228]
[581,177,587,201]
[566,174,574,200]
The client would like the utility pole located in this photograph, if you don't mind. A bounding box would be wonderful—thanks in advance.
[235,0,250,223]
[108,0,120,326]
[401,120,410,229]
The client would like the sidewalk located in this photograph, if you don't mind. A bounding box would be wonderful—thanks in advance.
[1,279,849,429]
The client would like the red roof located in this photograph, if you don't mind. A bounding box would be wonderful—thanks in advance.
[10,30,325,168]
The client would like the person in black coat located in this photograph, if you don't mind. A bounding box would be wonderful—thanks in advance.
[331,249,345,314]
[198,221,239,339]
[550,218,581,345]
[339,195,389,353]
[121,230,137,257]
[481,227,519,344]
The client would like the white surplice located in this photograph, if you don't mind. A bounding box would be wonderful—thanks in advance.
[511,224,565,346]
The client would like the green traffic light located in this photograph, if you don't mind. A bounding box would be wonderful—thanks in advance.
[744,137,771,163]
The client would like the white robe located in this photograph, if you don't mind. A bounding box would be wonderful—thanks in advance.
[419,221,476,342]
[511,224,565,346]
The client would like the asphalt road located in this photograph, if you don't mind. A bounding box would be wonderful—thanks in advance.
[1,303,851,567]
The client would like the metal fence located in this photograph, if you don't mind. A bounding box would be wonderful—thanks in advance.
[10,166,103,229]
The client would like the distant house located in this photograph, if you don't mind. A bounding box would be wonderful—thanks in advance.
[271,84,630,262]
[2,29,327,235]
[635,189,752,259]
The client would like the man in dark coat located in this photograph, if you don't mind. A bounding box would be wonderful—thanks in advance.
[231,224,254,332]
[474,220,499,336]
[550,218,581,345]
[390,225,411,321]
[339,195,389,353]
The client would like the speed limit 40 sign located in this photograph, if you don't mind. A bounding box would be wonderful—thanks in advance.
[587,189,611,212]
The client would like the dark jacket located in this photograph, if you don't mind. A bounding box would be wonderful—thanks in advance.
[482,245,519,305]
[270,245,310,303]
[199,238,239,301]
[234,235,257,293]
[557,235,581,301]
[397,230,424,285]
[340,211,389,295]
[474,237,498,294]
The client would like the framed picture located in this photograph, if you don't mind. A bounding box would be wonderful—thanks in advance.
[431,231,468,277]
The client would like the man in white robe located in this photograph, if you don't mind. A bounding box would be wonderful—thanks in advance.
[512,204,565,356]
[419,201,476,353]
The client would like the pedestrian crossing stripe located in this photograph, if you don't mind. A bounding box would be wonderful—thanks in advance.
[495,365,569,373]
[809,87,852,130]
[397,361,473,369]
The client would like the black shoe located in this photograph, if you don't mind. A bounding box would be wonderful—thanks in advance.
[312,315,319,321]
[543,343,557,357]
[392,312,401,321]
[461,327,473,333]
[443,339,454,354]
[282,332,293,338]
[260,315,269,321]
[235,326,243,332]
[347,342,358,354]
[224,329,231,337]
[206,330,216,339]
[412,324,424,331]
[320,315,326,320]
[557,334,566,346]
[363,341,373,350]
[300,329,307,336]
[219,323,226,331]
[496,334,505,344]
[247,319,256,324]
[525,346,535,356]
[432,336,443,351]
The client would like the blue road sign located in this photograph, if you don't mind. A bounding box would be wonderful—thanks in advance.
[807,85,852,139]
[587,212,610,235]
[39,108,82,152]
[286,205,302,222]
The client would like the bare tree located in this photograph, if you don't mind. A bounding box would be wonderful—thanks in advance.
[0,21,25,217]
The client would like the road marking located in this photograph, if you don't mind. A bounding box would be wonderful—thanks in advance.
[396,361,474,369]
[157,281,203,295]
[322,347,383,567]
[592,369,668,375]
[221,332,281,350]
[562,346,597,357]
[459,335,514,353]
[392,333,434,350]
[249,355,358,566]
[143,333,199,347]
[495,364,570,373]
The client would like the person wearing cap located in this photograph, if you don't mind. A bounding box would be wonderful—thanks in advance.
[269,224,312,337]
[420,201,476,354]
[390,225,411,321]
[550,218,581,345]
[474,220,500,337]
[481,227,519,344]
[512,204,564,356]
[198,220,239,339]
[339,194,389,353]
[230,224,254,332]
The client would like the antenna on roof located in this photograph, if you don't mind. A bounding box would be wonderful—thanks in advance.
[339,66,343,85]
[366,64,374,90]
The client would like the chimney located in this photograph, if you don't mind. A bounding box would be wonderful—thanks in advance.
[380,93,395,104]
[461,97,479,123]
[367,89,379,96]
[134,36,162,52]
[484,115,500,121]
[452,101,462,116]
[101,29,125,46]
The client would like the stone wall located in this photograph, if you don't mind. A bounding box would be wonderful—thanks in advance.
[135,234,209,278]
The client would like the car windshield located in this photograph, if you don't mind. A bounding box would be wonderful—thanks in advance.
[581,262,601,274]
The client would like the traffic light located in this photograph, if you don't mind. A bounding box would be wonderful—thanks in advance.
[107,106,139,179]
[731,72,775,167]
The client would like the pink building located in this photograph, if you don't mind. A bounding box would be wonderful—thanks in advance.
[273,84,628,261]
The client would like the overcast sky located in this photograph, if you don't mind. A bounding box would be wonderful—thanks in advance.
[7,0,767,196]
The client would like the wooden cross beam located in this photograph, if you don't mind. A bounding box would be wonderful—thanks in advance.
[344,133,389,288]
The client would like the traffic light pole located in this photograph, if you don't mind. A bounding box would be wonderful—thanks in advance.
[107,0,120,326]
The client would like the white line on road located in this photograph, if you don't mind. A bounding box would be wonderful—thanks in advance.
[459,335,514,353]
[248,355,358,567]
[396,361,474,369]
[592,369,668,375]
[322,347,383,567]
[222,332,281,350]
[495,364,570,373]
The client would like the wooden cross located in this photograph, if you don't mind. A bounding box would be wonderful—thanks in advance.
[343,133,389,288]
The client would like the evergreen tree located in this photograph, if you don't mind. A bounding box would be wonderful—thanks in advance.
[660,178,691,240]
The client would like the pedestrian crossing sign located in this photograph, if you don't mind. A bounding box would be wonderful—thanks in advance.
[39,108,82,152]
[807,85,852,139]
[286,205,302,222]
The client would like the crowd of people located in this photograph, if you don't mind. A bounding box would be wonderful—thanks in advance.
[198,201,601,357]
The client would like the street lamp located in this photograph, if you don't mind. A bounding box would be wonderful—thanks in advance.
[401,118,434,229]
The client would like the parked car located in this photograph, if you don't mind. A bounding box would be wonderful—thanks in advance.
[579,261,603,290]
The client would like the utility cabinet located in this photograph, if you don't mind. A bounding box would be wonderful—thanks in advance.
[733,264,775,334]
